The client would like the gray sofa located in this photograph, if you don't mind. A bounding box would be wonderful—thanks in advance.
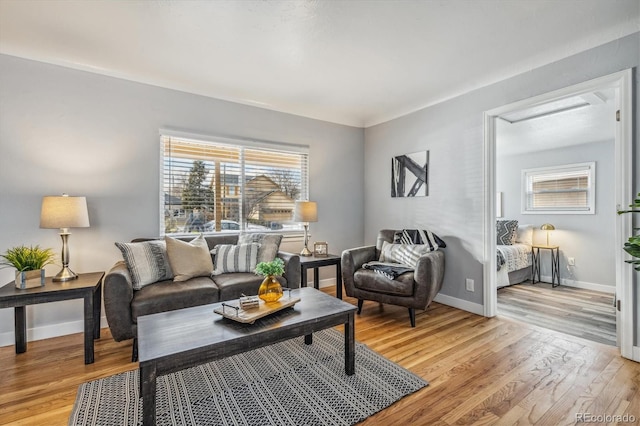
[341,229,445,327]
[104,234,300,360]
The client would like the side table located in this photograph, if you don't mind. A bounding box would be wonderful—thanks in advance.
[299,254,343,299]
[531,245,560,287]
[0,271,105,364]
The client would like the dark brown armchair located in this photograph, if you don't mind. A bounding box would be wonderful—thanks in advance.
[341,229,445,327]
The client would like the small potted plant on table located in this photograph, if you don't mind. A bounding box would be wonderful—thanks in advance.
[255,258,285,303]
[0,245,55,289]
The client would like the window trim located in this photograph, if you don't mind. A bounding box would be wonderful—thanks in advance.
[521,161,596,215]
[159,129,310,236]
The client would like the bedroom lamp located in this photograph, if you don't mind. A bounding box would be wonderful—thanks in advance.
[540,223,555,246]
[293,201,317,256]
[40,194,90,281]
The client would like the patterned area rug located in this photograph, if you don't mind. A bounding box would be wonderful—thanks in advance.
[69,329,427,426]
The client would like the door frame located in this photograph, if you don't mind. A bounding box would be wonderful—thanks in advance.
[482,69,635,360]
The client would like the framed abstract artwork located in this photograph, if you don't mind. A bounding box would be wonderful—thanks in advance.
[391,150,429,197]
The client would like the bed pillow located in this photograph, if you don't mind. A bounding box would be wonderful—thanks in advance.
[393,229,446,250]
[211,243,260,276]
[115,240,173,290]
[165,234,214,282]
[238,233,282,263]
[497,220,519,245]
[379,241,433,267]
[515,224,534,246]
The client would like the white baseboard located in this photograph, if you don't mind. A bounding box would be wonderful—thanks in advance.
[539,275,615,294]
[433,293,484,316]
[0,316,108,347]
[307,277,337,289]
[633,346,640,362]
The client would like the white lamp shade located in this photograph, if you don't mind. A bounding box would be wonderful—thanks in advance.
[293,201,318,222]
[40,195,90,229]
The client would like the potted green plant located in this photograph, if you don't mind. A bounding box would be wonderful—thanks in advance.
[617,193,640,271]
[0,245,55,289]
[254,258,285,303]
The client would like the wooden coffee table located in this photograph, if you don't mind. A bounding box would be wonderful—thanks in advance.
[137,287,356,426]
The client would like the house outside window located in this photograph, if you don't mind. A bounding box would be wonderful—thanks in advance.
[521,162,595,214]
[161,133,309,235]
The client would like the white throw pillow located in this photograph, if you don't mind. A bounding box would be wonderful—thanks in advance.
[115,240,173,290]
[165,234,214,282]
[379,241,434,267]
[515,224,534,246]
[211,243,260,276]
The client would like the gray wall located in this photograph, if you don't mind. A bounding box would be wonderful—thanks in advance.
[0,54,364,344]
[497,140,616,288]
[364,33,639,314]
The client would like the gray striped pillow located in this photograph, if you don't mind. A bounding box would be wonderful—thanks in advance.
[379,241,433,268]
[115,241,173,289]
[211,243,260,276]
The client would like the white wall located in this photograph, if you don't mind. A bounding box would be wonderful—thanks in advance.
[364,33,639,319]
[497,140,616,290]
[0,54,364,346]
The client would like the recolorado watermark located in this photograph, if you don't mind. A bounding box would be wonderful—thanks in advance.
[576,413,636,423]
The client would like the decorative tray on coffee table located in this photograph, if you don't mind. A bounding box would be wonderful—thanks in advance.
[214,293,301,324]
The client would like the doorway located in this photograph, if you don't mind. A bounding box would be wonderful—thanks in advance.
[483,70,635,360]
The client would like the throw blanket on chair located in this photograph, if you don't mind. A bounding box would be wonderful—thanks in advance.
[363,261,414,280]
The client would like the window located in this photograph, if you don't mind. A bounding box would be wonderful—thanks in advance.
[161,133,308,235]
[521,162,595,214]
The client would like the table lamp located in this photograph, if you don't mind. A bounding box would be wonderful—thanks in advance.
[541,223,555,246]
[40,194,90,281]
[293,201,317,256]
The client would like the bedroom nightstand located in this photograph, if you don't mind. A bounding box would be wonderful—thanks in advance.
[531,245,560,287]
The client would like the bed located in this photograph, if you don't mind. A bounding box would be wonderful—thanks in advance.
[496,223,533,288]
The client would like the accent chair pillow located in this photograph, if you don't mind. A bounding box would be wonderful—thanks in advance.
[496,220,519,245]
[211,243,260,276]
[165,234,214,282]
[115,240,173,290]
[379,241,434,268]
[393,229,446,251]
[515,224,534,246]
[238,233,283,263]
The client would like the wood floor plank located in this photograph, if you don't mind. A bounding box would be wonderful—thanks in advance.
[0,287,637,425]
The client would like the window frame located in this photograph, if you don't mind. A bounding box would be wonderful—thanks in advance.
[521,161,596,215]
[159,129,309,236]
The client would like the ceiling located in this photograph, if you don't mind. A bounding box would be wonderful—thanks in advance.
[0,0,638,128]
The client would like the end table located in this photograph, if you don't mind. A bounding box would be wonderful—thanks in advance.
[299,254,343,299]
[531,245,560,287]
[0,271,105,364]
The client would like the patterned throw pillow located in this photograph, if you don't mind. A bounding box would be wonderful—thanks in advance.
[497,220,519,245]
[115,240,173,290]
[165,234,214,282]
[238,233,283,263]
[379,241,434,267]
[393,229,446,251]
[211,243,260,276]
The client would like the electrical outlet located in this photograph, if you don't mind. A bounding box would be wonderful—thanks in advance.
[465,278,474,292]
[568,257,575,266]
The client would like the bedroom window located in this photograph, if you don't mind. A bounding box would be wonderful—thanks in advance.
[521,162,595,214]
[161,133,309,235]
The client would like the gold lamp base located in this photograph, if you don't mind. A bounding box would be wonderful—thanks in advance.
[53,266,78,282]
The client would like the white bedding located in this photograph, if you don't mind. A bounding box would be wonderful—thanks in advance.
[497,243,532,288]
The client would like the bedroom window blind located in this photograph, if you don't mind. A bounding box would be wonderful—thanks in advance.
[522,162,595,214]
[161,133,309,235]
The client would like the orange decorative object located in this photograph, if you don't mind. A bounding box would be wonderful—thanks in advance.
[258,275,283,303]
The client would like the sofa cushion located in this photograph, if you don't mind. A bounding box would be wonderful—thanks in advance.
[353,269,414,296]
[379,241,434,267]
[165,234,214,281]
[131,277,219,322]
[211,243,260,275]
[115,240,173,290]
[212,273,265,301]
[238,233,283,263]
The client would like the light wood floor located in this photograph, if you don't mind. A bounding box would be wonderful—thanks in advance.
[497,281,617,346]
[1,288,638,425]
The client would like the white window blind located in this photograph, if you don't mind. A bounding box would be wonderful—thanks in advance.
[161,134,309,235]
[522,162,595,214]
